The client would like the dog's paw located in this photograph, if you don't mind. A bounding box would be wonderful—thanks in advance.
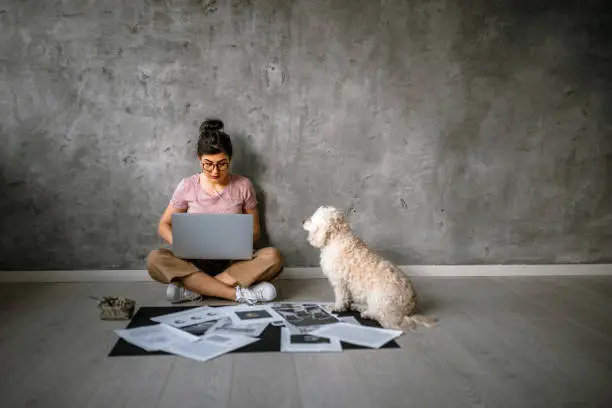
[329,304,348,313]
[349,303,367,313]
[360,310,376,320]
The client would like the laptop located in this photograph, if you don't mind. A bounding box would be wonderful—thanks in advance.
[171,213,253,260]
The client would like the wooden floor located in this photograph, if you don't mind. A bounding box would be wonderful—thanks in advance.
[1,276,612,408]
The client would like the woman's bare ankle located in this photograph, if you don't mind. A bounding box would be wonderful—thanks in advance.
[215,272,238,287]
[183,273,237,301]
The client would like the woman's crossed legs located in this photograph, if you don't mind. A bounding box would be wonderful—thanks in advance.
[147,247,284,303]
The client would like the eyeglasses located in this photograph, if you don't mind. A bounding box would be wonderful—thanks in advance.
[201,160,229,172]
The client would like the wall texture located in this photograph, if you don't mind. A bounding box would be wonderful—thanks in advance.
[1,0,611,270]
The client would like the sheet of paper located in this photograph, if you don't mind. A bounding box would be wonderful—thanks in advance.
[166,332,259,363]
[283,324,320,333]
[226,305,284,325]
[211,316,268,338]
[179,319,222,336]
[339,316,362,326]
[311,323,402,349]
[115,324,199,351]
[280,326,342,353]
[271,303,340,328]
[150,306,228,328]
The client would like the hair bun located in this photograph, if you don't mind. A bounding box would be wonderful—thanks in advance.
[201,119,224,132]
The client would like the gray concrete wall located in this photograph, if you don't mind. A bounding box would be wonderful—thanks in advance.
[1,0,611,270]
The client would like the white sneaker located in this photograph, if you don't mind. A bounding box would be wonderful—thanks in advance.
[166,282,202,304]
[236,282,277,305]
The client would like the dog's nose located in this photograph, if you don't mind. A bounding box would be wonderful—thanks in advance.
[302,218,307,226]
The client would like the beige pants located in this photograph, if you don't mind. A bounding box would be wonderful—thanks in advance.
[147,247,284,288]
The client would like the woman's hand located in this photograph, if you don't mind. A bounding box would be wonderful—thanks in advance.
[245,207,261,243]
[158,203,187,245]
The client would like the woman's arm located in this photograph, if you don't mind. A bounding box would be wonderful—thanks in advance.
[158,203,187,245]
[245,207,261,243]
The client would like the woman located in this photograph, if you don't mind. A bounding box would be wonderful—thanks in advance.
[147,119,284,304]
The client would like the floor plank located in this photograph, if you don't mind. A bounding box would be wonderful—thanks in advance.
[157,355,233,408]
[497,277,612,340]
[353,330,517,408]
[556,276,612,301]
[293,352,377,408]
[500,277,612,340]
[0,282,175,408]
[486,278,612,402]
[228,353,302,408]
[414,278,612,407]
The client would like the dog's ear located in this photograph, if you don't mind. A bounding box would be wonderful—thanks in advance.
[324,229,333,246]
[324,208,350,241]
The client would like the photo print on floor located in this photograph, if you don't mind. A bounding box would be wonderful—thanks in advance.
[271,303,339,327]
[213,317,268,337]
[180,319,220,336]
[150,306,225,328]
[280,326,342,352]
[226,305,283,325]
[235,309,272,320]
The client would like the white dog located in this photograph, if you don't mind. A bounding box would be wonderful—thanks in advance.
[303,205,437,331]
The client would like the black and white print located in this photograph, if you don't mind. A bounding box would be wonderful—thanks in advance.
[206,334,232,344]
[235,309,272,321]
[180,319,220,336]
[271,303,340,328]
[115,324,199,352]
[280,326,342,353]
[151,306,225,328]
[212,317,268,337]
[168,333,259,363]
[226,305,283,325]
[290,334,331,344]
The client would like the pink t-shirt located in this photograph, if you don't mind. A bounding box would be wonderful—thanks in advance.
[170,173,258,214]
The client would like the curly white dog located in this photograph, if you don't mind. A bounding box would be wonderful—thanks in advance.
[303,205,437,331]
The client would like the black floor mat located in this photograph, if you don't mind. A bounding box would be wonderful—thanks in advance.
[108,305,400,356]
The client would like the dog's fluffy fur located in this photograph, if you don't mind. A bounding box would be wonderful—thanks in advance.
[303,205,437,331]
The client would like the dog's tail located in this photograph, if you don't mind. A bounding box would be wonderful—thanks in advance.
[401,314,438,331]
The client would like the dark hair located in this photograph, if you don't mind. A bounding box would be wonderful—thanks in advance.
[197,119,233,159]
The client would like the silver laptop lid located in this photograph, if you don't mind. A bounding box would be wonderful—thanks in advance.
[171,213,253,260]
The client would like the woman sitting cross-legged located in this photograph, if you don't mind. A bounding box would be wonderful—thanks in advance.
[147,118,284,304]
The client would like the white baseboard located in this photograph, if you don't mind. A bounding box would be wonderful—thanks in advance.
[0,264,611,283]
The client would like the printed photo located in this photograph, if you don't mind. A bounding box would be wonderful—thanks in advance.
[271,303,339,327]
[235,309,273,320]
[180,319,219,336]
[280,326,342,353]
[226,305,284,326]
[290,334,331,344]
[206,335,231,344]
[151,306,226,328]
[212,317,268,337]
